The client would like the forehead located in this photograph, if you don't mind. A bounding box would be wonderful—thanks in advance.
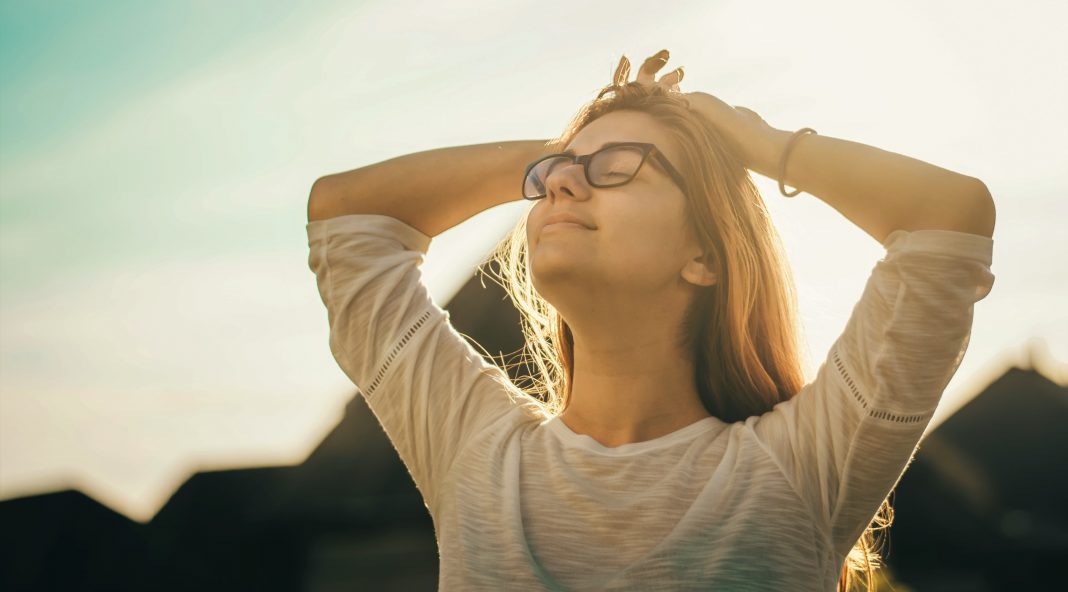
[565,110,680,163]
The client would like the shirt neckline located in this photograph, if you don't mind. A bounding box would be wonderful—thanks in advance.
[543,414,721,456]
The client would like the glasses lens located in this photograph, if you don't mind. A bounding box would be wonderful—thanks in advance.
[589,146,644,186]
[524,155,570,199]
[522,146,645,199]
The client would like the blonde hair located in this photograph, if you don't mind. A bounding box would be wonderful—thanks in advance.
[479,78,893,591]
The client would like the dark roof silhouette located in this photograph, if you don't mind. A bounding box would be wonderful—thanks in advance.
[0,489,150,591]
[885,366,1067,590]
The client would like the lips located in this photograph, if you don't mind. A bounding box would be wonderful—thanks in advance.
[543,212,595,230]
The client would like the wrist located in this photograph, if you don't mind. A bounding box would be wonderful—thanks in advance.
[745,127,790,179]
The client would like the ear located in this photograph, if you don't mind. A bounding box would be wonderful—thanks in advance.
[681,254,717,287]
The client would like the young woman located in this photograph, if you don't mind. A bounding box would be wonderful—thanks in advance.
[306,49,995,591]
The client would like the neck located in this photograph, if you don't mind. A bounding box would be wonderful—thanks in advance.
[558,328,711,448]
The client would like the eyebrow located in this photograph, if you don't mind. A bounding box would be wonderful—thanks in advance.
[560,141,631,156]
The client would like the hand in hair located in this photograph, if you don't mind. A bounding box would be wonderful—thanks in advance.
[625,49,684,91]
[617,49,783,170]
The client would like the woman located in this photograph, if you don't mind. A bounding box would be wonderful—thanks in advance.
[306,49,996,591]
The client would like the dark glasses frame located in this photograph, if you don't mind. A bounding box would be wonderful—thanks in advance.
[522,141,688,200]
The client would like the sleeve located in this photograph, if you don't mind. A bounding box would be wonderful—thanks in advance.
[750,227,995,557]
[306,213,524,512]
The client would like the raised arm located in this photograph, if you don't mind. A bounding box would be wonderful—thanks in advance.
[674,88,996,243]
[746,127,997,243]
[308,140,552,237]
[305,141,553,511]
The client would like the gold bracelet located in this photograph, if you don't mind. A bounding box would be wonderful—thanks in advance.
[778,127,817,198]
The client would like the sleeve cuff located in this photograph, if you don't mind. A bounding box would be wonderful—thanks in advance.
[881,228,993,266]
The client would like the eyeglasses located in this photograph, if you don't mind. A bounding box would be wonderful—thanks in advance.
[522,141,688,200]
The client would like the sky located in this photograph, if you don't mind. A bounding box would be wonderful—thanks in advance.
[1,0,1066,523]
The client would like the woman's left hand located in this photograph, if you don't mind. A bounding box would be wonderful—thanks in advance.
[683,91,782,171]
[622,49,783,171]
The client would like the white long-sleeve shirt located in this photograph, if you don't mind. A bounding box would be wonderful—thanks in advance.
[306,213,995,591]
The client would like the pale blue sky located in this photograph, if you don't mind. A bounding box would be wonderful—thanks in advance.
[2,0,1065,522]
[0,1,316,156]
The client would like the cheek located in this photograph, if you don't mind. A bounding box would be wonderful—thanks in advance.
[602,223,677,273]
[611,212,691,272]
[619,241,672,273]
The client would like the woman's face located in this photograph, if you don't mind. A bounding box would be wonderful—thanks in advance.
[526,109,708,314]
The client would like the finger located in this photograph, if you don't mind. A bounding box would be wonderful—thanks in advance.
[613,55,631,87]
[638,51,669,83]
[657,67,684,88]
[636,49,669,86]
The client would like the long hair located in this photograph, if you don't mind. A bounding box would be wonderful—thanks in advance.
[480,71,893,592]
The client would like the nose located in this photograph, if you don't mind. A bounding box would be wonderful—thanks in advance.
[545,162,592,202]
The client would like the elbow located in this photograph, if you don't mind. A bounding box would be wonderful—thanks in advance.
[965,177,996,239]
[892,176,996,239]
[309,175,335,203]
[310,175,335,199]
[308,176,337,223]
